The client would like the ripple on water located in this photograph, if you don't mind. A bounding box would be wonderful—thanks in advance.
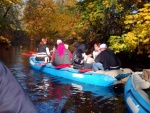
[9,66,126,113]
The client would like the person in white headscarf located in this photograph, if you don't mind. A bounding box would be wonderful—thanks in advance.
[57,39,62,45]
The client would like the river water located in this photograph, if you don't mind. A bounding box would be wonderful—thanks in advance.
[0,44,129,113]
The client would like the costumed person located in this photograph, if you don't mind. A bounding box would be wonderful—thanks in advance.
[0,61,38,113]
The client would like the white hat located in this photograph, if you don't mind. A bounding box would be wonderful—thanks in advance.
[100,43,107,49]
[64,44,69,49]
[57,39,62,45]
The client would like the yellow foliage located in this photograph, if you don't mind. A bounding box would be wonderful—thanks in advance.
[144,16,150,20]
[88,2,96,9]
[126,15,133,19]
[144,3,150,7]
[141,30,147,35]
[5,0,22,5]
[143,38,149,44]
[137,20,142,24]
[133,14,139,19]
[0,36,11,46]
[143,9,149,12]
[139,8,145,12]
[124,20,134,24]
[145,21,150,24]
[109,3,150,53]
[23,0,79,41]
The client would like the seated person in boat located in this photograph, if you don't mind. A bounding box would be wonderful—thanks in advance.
[50,44,57,57]
[56,39,62,45]
[0,61,38,113]
[64,43,73,60]
[92,43,121,71]
[72,44,92,69]
[86,42,101,64]
[51,42,72,66]
[36,37,51,63]
[72,42,80,58]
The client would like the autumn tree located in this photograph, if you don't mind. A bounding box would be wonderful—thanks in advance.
[75,0,136,45]
[23,0,79,44]
[109,2,150,54]
[0,0,22,46]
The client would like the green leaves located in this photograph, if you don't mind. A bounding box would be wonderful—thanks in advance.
[0,0,23,45]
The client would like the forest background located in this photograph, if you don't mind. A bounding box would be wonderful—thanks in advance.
[0,0,150,70]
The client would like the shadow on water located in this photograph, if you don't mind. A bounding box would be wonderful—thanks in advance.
[0,44,129,113]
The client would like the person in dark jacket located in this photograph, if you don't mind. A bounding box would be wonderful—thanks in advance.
[0,61,38,113]
[36,37,51,62]
[72,44,92,69]
[72,42,80,57]
[72,44,86,69]
[92,43,120,71]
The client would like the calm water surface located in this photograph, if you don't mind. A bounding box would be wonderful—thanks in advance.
[0,44,128,113]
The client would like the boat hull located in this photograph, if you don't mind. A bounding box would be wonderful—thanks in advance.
[124,76,150,113]
[29,56,130,87]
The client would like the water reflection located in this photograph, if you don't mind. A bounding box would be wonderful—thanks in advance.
[14,68,120,113]
[0,44,127,113]
[25,70,71,113]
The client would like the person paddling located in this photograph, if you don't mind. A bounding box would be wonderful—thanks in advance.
[0,61,38,113]
[36,37,51,62]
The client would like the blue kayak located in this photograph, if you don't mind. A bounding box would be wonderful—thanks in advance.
[29,56,132,87]
[124,73,150,113]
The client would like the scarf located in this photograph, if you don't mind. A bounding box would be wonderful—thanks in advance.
[57,43,66,58]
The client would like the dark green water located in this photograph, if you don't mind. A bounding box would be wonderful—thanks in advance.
[0,44,129,113]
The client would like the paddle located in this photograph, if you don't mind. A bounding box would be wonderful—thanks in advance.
[79,69,92,73]
[55,64,71,69]
[21,52,37,57]
[21,53,33,57]
[29,51,37,54]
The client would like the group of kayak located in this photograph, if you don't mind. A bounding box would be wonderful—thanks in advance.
[35,38,121,72]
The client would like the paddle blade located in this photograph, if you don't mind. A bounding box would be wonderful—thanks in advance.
[29,51,37,54]
[21,53,32,57]
[79,69,92,73]
[55,64,71,69]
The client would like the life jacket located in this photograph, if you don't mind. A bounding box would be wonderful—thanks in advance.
[36,44,50,62]
[37,44,47,53]
[52,49,71,66]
